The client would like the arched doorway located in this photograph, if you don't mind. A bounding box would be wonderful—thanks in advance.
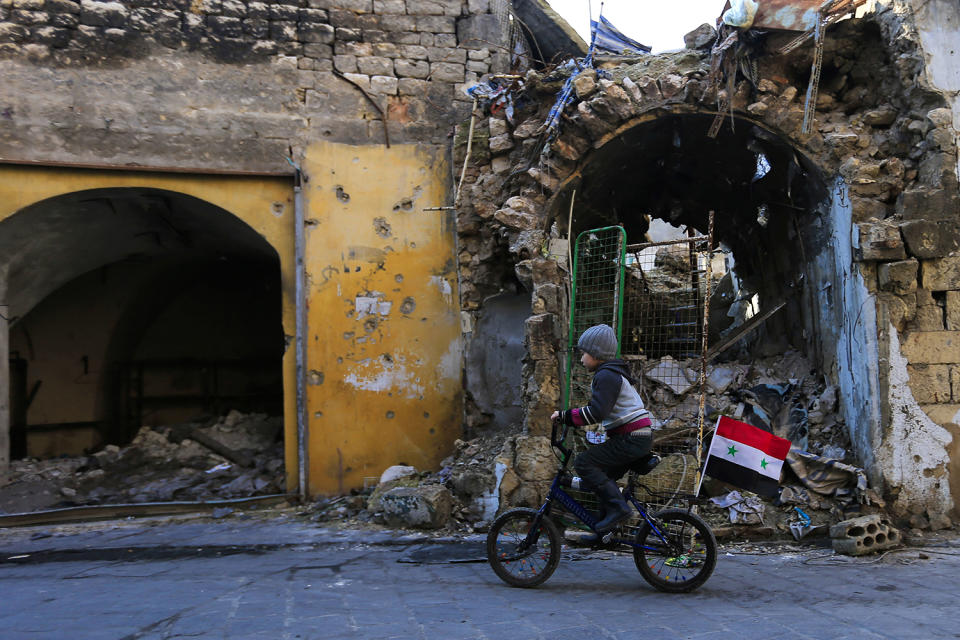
[0,180,294,509]
[557,111,870,463]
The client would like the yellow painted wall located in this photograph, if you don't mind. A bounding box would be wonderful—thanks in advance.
[303,142,463,495]
[0,166,299,489]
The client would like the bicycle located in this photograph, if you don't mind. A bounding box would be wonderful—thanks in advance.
[486,419,717,592]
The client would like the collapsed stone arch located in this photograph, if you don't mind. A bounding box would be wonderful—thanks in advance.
[458,13,959,519]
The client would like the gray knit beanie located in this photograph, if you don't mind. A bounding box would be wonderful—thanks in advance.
[577,324,618,360]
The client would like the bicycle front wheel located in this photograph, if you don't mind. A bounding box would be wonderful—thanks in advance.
[633,508,717,593]
[486,508,561,588]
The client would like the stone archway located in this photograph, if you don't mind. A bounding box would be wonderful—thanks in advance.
[457,13,959,520]
[0,170,297,502]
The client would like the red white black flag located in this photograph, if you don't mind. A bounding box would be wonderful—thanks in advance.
[698,416,792,498]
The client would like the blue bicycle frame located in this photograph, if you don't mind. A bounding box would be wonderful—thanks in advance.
[523,420,671,553]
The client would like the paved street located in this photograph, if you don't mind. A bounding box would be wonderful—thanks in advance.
[1,511,958,640]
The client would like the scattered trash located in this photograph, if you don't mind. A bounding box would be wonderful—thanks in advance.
[722,0,759,29]
[205,462,232,474]
[711,490,765,525]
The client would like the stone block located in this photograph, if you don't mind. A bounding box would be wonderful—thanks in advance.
[394,31,419,44]
[416,14,455,33]
[32,25,71,46]
[270,20,297,41]
[494,204,537,230]
[356,55,393,75]
[901,220,960,259]
[130,8,179,32]
[407,0,444,15]
[394,58,429,78]
[243,18,269,38]
[269,2,298,20]
[876,293,915,332]
[466,59,488,74]
[50,12,78,27]
[400,43,428,59]
[47,0,80,13]
[921,256,960,291]
[209,16,242,38]
[333,54,357,73]
[849,196,888,223]
[573,71,597,99]
[341,72,370,91]
[897,188,959,221]
[221,0,246,17]
[856,219,906,262]
[455,11,497,45]
[247,1,269,18]
[299,22,334,43]
[397,77,428,95]
[878,259,917,295]
[952,367,960,403]
[863,107,898,127]
[429,61,463,82]
[303,42,332,58]
[369,74,397,94]
[900,331,960,364]
[380,484,452,529]
[426,45,465,63]
[79,0,127,27]
[907,363,951,403]
[830,514,901,556]
[913,302,945,331]
[374,0,405,13]
[945,292,960,331]
[335,40,372,56]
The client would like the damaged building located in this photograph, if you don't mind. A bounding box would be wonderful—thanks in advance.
[0,0,958,534]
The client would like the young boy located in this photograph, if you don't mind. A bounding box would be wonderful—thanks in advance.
[550,324,653,533]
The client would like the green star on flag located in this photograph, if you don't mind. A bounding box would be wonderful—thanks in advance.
[760,458,768,469]
[727,445,738,456]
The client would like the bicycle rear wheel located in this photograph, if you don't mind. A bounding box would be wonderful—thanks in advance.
[633,508,717,593]
[486,508,561,588]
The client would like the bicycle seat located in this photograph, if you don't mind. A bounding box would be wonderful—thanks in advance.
[629,453,661,476]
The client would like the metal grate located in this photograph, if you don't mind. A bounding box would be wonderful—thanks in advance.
[562,222,714,535]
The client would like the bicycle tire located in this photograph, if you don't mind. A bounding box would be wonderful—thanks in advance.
[486,508,561,588]
[633,508,717,593]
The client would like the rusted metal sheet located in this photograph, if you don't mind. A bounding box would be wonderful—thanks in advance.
[721,0,865,32]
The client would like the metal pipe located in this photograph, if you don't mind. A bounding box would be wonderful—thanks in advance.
[293,168,309,502]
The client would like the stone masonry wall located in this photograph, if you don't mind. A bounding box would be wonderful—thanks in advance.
[454,7,959,517]
[0,0,509,170]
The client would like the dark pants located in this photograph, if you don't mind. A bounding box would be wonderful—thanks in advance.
[574,432,653,490]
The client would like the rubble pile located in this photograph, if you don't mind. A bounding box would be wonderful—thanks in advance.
[308,431,506,531]
[0,411,285,514]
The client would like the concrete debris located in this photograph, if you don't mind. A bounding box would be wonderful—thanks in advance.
[0,412,285,514]
[380,484,453,529]
[379,465,418,485]
[831,514,901,556]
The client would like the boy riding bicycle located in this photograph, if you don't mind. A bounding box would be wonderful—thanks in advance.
[551,324,653,534]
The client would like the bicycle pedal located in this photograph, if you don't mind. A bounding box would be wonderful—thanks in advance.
[600,531,615,545]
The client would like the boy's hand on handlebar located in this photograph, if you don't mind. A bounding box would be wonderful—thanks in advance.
[550,410,560,422]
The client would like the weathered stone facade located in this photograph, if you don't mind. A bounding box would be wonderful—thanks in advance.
[0,0,508,169]
[0,0,519,493]
[454,2,960,520]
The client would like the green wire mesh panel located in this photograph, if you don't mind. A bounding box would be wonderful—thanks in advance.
[564,226,626,410]
[561,227,713,537]
[620,236,711,520]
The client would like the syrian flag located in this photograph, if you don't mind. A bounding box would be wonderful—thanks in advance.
[698,416,791,498]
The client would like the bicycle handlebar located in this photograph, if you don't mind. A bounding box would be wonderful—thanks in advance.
[551,417,570,460]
